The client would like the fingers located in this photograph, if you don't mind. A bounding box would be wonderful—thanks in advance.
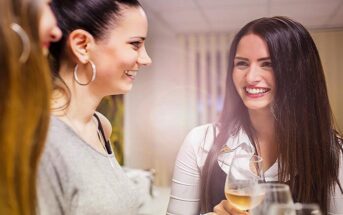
[213,200,249,215]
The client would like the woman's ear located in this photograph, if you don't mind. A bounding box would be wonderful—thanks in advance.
[68,29,95,64]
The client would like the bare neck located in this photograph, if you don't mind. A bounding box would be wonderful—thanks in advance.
[248,108,278,171]
[52,63,102,125]
[249,109,275,142]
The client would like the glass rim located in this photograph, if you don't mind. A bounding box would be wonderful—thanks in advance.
[259,182,290,191]
[270,202,321,210]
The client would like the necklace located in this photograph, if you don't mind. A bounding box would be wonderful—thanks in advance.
[62,114,116,170]
[96,129,116,169]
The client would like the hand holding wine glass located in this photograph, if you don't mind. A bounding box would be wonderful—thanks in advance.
[225,154,265,211]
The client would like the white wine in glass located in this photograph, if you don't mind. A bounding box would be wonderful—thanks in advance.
[225,154,265,211]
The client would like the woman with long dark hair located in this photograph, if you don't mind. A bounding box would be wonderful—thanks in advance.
[167,16,343,215]
[36,0,151,214]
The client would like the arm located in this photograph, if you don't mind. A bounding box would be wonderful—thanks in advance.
[167,125,211,215]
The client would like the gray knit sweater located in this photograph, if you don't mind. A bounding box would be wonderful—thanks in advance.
[37,116,139,215]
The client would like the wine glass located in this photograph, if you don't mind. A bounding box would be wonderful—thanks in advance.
[224,154,265,211]
[268,203,322,215]
[250,183,294,215]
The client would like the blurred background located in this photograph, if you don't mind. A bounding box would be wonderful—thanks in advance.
[117,0,343,213]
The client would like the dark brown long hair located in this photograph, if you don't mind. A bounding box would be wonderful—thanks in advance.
[200,16,343,214]
[0,0,52,214]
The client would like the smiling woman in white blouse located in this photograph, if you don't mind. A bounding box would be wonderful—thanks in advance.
[167,16,343,215]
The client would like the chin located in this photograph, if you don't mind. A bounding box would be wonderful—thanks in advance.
[120,85,133,94]
[244,102,271,111]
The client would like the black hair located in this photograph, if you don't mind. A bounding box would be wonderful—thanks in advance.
[49,0,141,72]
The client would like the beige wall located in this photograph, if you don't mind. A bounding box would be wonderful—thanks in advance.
[312,30,343,130]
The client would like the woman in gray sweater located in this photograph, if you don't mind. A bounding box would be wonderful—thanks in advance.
[37,0,151,214]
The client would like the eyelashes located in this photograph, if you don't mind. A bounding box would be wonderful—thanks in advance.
[235,61,249,67]
[130,41,143,49]
[261,61,272,68]
[234,61,273,69]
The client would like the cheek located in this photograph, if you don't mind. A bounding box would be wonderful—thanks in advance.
[266,72,276,88]
[39,9,53,41]
[38,17,46,41]
[97,54,136,77]
[120,51,138,66]
[113,54,137,71]
[102,47,137,67]
[232,70,241,90]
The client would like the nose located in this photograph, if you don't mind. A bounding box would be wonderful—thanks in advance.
[246,64,261,84]
[50,25,62,42]
[138,46,152,66]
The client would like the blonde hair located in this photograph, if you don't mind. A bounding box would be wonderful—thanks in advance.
[0,0,52,214]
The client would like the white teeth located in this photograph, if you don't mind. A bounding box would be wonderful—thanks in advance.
[245,87,268,94]
[125,70,138,77]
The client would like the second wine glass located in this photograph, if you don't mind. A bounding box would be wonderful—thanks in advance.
[268,203,322,215]
[250,183,294,215]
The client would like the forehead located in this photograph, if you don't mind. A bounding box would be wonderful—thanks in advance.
[109,6,147,35]
[236,34,270,58]
[97,6,148,43]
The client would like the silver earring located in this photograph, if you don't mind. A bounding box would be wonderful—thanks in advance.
[10,23,31,63]
[73,60,96,86]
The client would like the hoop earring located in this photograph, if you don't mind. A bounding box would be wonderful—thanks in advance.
[73,60,96,86]
[10,23,31,63]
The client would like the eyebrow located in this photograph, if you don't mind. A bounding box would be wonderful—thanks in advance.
[130,36,146,41]
[234,56,271,61]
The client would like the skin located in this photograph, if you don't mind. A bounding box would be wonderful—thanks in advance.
[89,6,152,96]
[232,34,275,113]
[213,34,278,215]
[54,6,151,154]
[39,0,62,55]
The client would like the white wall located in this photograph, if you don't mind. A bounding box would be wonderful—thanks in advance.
[124,10,197,186]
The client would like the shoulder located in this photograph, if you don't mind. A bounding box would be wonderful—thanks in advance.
[181,123,217,155]
[44,116,81,158]
[185,123,215,142]
[95,111,112,140]
[46,116,73,149]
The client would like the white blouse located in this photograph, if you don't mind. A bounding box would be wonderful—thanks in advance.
[167,124,343,215]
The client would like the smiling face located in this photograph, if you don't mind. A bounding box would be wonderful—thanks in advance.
[232,34,275,112]
[38,0,62,55]
[90,6,152,96]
